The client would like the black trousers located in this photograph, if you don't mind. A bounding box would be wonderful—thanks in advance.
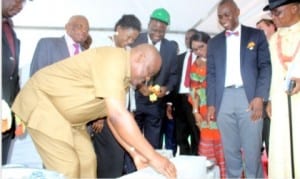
[174,94,199,155]
[262,102,270,155]
[91,120,125,178]
[2,117,15,165]
[262,117,270,154]
[2,131,14,165]
[134,102,163,149]
[160,115,177,156]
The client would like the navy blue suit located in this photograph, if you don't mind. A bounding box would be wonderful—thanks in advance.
[30,36,71,76]
[132,32,178,148]
[206,25,271,178]
[207,26,271,112]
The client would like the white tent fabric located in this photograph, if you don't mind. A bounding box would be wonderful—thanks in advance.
[7,0,271,168]
[15,0,269,34]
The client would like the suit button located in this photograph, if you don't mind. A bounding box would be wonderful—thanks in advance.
[9,56,15,61]
[10,76,13,80]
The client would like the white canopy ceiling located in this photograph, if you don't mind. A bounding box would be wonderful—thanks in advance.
[15,0,270,35]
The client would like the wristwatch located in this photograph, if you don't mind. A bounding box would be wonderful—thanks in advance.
[192,109,198,114]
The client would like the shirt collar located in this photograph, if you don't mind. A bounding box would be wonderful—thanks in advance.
[64,33,77,46]
[225,24,241,36]
[147,34,161,47]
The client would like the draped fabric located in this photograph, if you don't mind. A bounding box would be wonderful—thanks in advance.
[188,61,226,178]
[2,20,16,58]
[268,21,300,179]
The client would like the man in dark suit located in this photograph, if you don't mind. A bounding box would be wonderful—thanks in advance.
[132,8,178,150]
[206,0,271,178]
[2,0,25,165]
[124,8,178,173]
[172,28,200,155]
[30,15,90,76]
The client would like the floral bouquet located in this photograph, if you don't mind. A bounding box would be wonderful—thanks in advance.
[148,84,161,102]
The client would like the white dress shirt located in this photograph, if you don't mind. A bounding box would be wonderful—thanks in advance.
[148,34,161,50]
[64,33,81,56]
[224,25,243,87]
[179,50,197,94]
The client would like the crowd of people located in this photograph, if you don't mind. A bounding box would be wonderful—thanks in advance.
[2,0,300,178]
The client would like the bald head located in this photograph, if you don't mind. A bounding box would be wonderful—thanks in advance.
[133,44,162,74]
[65,15,90,44]
[129,44,162,86]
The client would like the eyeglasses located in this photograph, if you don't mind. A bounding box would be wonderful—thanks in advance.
[269,4,290,17]
[191,44,205,52]
[269,10,283,17]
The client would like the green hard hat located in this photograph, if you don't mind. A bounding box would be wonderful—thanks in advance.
[150,8,170,25]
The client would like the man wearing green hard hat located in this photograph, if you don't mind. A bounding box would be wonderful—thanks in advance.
[150,8,170,25]
[123,8,178,174]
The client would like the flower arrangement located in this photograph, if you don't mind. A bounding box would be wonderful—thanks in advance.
[247,41,255,50]
[148,84,161,102]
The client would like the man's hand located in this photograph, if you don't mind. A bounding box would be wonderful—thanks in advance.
[288,77,300,95]
[157,86,168,98]
[248,97,263,121]
[105,98,176,178]
[149,153,177,178]
[92,119,105,133]
[138,84,151,96]
[166,104,173,120]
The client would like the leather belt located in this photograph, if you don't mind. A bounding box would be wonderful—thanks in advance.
[226,85,243,88]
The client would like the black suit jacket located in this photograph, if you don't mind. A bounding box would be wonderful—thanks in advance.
[2,20,20,107]
[132,33,178,105]
[2,19,20,137]
[167,51,190,108]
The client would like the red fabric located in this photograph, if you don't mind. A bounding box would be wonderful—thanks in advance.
[199,129,226,179]
[3,20,15,57]
[261,149,268,178]
[184,52,193,87]
[190,63,207,89]
[196,96,226,178]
